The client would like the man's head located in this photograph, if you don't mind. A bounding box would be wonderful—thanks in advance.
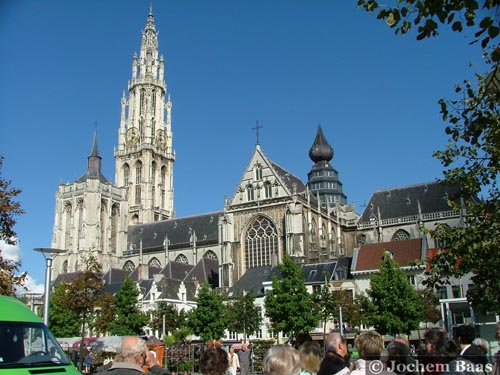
[453,324,476,347]
[120,336,147,367]
[325,332,348,358]
[242,343,249,351]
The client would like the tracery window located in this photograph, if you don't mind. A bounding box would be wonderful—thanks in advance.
[264,181,272,198]
[392,229,410,241]
[123,260,135,272]
[245,215,278,269]
[148,257,161,268]
[135,161,142,205]
[203,250,218,260]
[124,164,130,187]
[356,234,367,245]
[254,164,263,180]
[246,184,254,201]
[175,254,188,264]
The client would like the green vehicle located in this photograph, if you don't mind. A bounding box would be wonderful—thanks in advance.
[0,295,81,374]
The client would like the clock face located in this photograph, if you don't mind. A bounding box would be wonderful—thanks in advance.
[126,128,139,146]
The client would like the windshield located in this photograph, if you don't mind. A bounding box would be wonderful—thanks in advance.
[0,321,72,368]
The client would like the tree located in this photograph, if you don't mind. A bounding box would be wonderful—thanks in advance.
[56,255,104,370]
[357,0,500,316]
[418,288,441,326]
[92,292,116,335]
[226,290,263,342]
[150,301,186,337]
[364,252,424,336]
[0,251,27,296]
[0,156,24,245]
[108,275,149,336]
[264,254,320,342]
[312,282,338,341]
[48,281,81,337]
[186,281,227,342]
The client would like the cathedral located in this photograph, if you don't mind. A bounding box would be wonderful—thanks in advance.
[49,9,465,311]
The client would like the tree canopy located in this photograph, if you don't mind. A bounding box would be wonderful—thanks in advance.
[358,0,500,315]
[226,290,263,341]
[264,254,320,341]
[363,252,424,336]
[186,281,227,342]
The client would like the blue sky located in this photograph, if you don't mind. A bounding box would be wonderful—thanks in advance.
[0,1,485,292]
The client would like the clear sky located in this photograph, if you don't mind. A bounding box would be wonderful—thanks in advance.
[0,1,485,293]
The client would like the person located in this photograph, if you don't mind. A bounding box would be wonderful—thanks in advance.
[420,327,455,375]
[237,343,251,375]
[386,338,416,375]
[262,345,301,375]
[349,330,389,375]
[84,347,94,374]
[294,333,314,349]
[472,338,489,357]
[227,346,240,375]
[94,353,124,373]
[317,333,349,375]
[94,336,169,374]
[199,346,229,375]
[298,341,322,375]
[453,325,488,366]
[493,320,500,375]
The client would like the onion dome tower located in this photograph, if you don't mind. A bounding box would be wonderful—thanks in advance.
[307,125,347,206]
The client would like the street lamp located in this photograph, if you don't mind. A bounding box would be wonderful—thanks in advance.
[34,247,66,325]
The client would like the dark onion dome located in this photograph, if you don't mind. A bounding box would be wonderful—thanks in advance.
[309,125,333,163]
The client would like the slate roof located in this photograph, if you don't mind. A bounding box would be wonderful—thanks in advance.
[103,268,130,284]
[302,262,338,284]
[127,211,224,254]
[52,272,82,286]
[161,261,194,281]
[228,266,274,298]
[351,238,425,274]
[269,161,307,194]
[359,181,461,224]
[129,265,162,282]
[184,257,219,288]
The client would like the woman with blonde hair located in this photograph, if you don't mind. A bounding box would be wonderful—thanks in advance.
[263,345,301,375]
[298,341,321,375]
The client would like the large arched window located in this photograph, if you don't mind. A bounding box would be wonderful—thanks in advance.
[245,215,278,269]
[392,229,410,241]
[203,250,218,260]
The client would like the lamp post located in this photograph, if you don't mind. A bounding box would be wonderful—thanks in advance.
[34,247,66,325]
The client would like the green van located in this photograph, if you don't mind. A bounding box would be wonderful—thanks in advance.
[0,295,81,374]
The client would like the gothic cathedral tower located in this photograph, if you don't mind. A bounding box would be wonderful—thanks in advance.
[114,8,175,225]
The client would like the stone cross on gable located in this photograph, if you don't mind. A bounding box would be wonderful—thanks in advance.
[252,120,263,145]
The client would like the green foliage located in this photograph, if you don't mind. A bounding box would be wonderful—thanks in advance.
[48,281,81,337]
[186,281,227,342]
[92,292,116,335]
[0,156,25,245]
[150,302,186,336]
[226,290,263,341]
[108,276,149,336]
[264,255,320,340]
[364,252,424,336]
[0,251,27,296]
[418,288,441,324]
[358,0,500,317]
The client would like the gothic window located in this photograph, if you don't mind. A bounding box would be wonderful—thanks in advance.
[160,166,166,208]
[264,181,272,198]
[433,224,450,249]
[175,254,189,264]
[151,162,156,207]
[246,184,254,201]
[140,89,146,115]
[123,164,130,187]
[392,229,410,241]
[310,219,317,248]
[151,89,156,113]
[254,164,263,180]
[245,215,278,269]
[77,200,84,238]
[111,204,119,254]
[62,260,68,274]
[148,257,161,268]
[320,223,327,248]
[135,161,142,205]
[203,250,218,260]
[123,260,135,272]
[64,202,72,249]
[356,234,367,245]
[100,199,108,252]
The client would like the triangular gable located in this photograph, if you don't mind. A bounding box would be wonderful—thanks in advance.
[230,145,306,206]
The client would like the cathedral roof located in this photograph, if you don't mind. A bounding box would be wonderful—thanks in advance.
[161,261,195,281]
[127,211,224,254]
[269,160,307,194]
[358,181,462,224]
[184,257,219,288]
[351,238,425,274]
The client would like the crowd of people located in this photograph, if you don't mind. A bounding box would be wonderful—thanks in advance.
[85,321,500,375]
